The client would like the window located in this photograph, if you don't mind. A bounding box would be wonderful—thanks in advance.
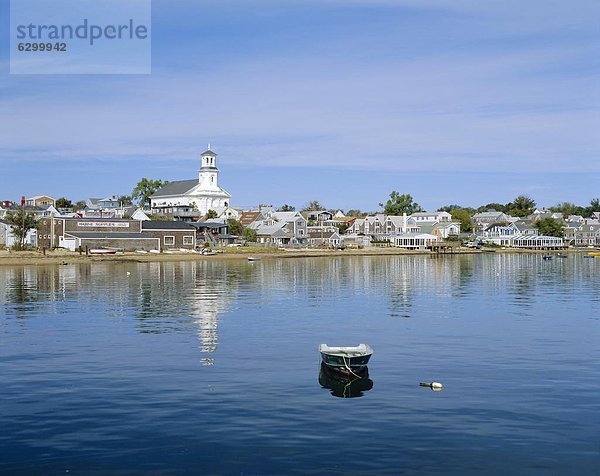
[183,236,194,245]
[164,236,175,246]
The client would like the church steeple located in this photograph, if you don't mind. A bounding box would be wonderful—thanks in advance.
[199,146,220,190]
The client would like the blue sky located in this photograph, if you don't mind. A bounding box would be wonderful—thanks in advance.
[1,0,598,211]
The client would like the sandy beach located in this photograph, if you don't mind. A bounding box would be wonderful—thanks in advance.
[0,246,592,267]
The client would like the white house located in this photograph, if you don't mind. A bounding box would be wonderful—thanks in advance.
[393,233,440,249]
[477,222,520,246]
[151,147,232,216]
[0,220,37,248]
[433,221,461,238]
[409,211,452,223]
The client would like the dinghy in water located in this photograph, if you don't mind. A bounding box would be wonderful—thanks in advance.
[319,343,373,375]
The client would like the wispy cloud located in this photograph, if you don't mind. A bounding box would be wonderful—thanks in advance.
[0,0,598,203]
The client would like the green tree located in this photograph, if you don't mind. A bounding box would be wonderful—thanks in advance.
[243,227,257,242]
[550,202,586,218]
[451,208,474,233]
[334,222,349,234]
[346,209,364,217]
[586,198,600,217]
[132,178,169,207]
[534,217,565,237]
[206,209,218,219]
[118,195,133,206]
[55,197,73,209]
[302,200,323,212]
[477,203,506,213]
[379,192,422,215]
[507,195,536,217]
[438,204,461,212]
[6,209,37,249]
[278,204,296,212]
[74,200,86,211]
[227,218,244,236]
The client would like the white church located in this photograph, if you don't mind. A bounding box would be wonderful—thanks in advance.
[150,147,235,218]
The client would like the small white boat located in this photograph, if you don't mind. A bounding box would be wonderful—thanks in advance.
[89,249,117,255]
[319,344,373,375]
[149,249,161,254]
[248,256,261,261]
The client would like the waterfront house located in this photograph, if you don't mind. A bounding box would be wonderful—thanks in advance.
[383,215,411,235]
[307,229,342,247]
[393,233,440,249]
[477,222,520,246]
[433,221,461,239]
[574,224,600,247]
[347,218,366,235]
[192,221,234,247]
[512,235,566,249]
[37,217,196,251]
[0,220,37,248]
[365,214,386,235]
[249,211,308,246]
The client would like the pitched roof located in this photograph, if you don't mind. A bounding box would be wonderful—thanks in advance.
[151,179,198,198]
[308,230,338,239]
[142,220,196,230]
[271,211,302,221]
[201,149,217,156]
[239,211,262,225]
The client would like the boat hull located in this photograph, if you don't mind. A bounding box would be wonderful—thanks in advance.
[319,344,373,374]
[319,363,373,398]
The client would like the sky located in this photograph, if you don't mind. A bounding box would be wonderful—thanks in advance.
[0,0,599,211]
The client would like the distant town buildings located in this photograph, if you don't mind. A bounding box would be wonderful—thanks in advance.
[3,146,600,251]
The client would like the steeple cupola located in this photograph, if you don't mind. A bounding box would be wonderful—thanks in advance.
[201,144,218,169]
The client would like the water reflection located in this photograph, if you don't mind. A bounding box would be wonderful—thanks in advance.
[319,363,373,398]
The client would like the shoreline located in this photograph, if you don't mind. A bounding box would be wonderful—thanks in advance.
[0,247,594,267]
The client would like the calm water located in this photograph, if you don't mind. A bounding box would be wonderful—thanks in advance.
[1,254,598,474]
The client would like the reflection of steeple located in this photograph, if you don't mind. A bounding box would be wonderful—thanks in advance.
[187,262,234,364]
[130,261,237,365]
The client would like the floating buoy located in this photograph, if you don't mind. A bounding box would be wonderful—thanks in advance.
[126,271,131,276]
[420,381,443,391]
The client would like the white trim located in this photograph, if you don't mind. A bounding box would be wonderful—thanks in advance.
[164,235,175,246]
